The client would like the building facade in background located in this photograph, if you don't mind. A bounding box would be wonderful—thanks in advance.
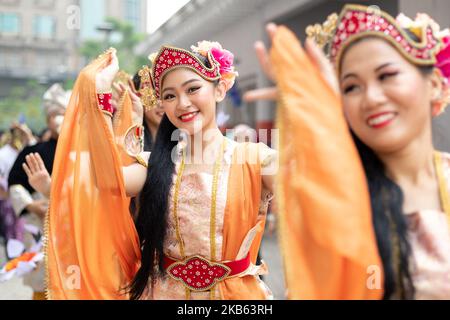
[0,0,80,97]
[79,0,147,41]
[0,0,147,97]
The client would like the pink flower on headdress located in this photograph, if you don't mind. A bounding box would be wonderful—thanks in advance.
[211,47,234,74]
[433,35,450,115]
[191,40,239,91]
[210,46,239,90]
[436,36,450,83]
[191,41,222,56]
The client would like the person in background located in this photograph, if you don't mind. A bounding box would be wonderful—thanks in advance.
[0,123,36,248]
[131,71,165,152]
[7,83,70,300]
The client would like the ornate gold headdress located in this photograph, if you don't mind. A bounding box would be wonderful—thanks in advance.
[306,4,447,67]
[306,13,339,50]
[137,65,158,111]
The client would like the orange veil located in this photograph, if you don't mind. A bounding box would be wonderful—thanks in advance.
[272,27,383,299]
[45,51,141,300]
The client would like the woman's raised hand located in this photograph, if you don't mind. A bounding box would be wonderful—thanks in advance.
[95,49,119,93]
[304,38,339,95]
[243,23,279,103]
[23,153,51,198]
[243,23,339,103]
[112,81,144,126]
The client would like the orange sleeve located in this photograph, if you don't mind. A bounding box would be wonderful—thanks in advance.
[45,51,141,300]
[271,26,383,299]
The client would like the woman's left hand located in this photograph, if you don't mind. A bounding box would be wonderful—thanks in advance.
[304,38,339,95]
[23,153,51,198]
[113,82,144,126]
[95,49,119,93]
[243,23,339,102]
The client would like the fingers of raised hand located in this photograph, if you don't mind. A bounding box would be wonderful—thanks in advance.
[254,41,274,81]
[243,87,278,102]
[25,153,45,174]
[22,162,32,178]
[305,38,339,94]
[34,153,46,171]
[266,23,278,41]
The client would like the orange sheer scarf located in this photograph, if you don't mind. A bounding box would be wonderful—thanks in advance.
[45,52,140,300]
[113,90,136,167]
[271,27,383,299]
[219,142,268,300]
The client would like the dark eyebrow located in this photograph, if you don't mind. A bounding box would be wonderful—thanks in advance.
[162,79,201,95]
[375,62,393,72]
[341,73,357,81]
[341,63,394,81]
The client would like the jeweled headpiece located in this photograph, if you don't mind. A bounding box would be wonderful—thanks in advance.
[306,4,450,113]
[150,41,238,100]
[137,65,158,110]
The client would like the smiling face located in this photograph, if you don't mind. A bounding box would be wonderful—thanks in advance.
[160,68,226,136]
[339,37,440,154]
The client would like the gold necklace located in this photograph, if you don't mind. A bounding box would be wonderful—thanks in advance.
[433,151,450,221]
[172,137,227,299]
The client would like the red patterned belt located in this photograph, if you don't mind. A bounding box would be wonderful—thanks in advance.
[163,253,251,291]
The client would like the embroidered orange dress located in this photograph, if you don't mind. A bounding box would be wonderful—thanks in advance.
[147,139,274,300]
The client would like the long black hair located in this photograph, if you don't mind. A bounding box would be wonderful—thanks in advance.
[127,52,218,300]
[127,114,178,300]
[343,32,434,299]
[352,133,415,299]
